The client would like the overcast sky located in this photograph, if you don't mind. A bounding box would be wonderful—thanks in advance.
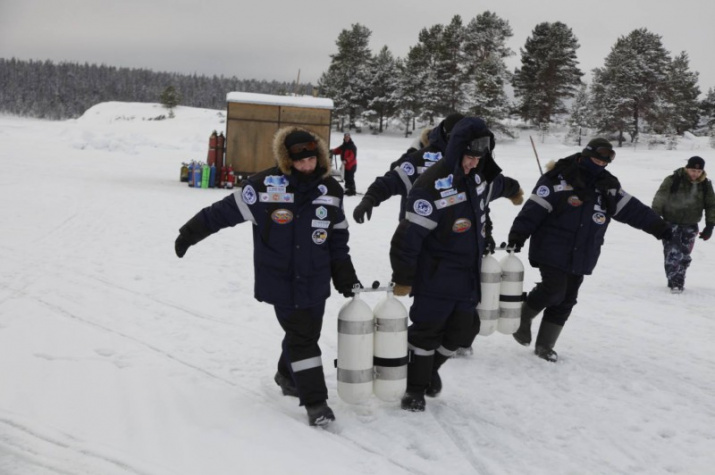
[2,0,714,94]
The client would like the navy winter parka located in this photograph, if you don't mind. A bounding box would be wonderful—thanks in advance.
[510,155,666,276]
[389,117,516,303]
[195,127,355,309]
[365,123,451,220]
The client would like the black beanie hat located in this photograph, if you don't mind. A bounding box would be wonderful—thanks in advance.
[441,113,465,137]
[686,156,705,170]
[583,138,614,161]
[284,130,317,160]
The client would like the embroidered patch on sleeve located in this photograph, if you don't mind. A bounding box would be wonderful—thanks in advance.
[413,199,434,216]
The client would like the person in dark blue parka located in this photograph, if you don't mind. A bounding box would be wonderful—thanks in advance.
[507,138,671,362]
[389,117,521,412]
[174,127,361,426]
[353,113,465,223]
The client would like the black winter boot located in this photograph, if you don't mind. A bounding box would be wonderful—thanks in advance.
[402,349,433,411]
[426,352,450,398]
[274,371,298,397]
[401,391,426,412]
[305,401,335,426]
[534,321,563,362]
[513,302,541,347]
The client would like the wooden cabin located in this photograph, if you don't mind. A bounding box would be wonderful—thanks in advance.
[224,92,333,179]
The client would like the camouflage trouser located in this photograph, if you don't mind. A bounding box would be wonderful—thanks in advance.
[662,224,698,288]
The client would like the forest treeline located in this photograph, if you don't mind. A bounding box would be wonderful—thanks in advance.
[0,57,313,120]
[319,15,715,144]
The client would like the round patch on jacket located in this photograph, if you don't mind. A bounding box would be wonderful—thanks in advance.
[242,185,257,205]
[452,218,471,233]
[537,185,550,197]
[414,199,433,216]
[318,184,328,195]
[401,162,415,176]
[312,229,328,244]
[592,212,606,225]
[567,195,583,207]
[271,209,293,224]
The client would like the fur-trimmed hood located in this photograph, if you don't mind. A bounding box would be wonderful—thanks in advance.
[680,166,708,184]
[272,126,331,178]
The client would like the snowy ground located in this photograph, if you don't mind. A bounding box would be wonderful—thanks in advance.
[1,102,714,475]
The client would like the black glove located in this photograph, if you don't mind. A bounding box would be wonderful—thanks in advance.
[483,212,495,255]
[507,231,527,253]
[646,219,671,241]
[353,196,375,223]
[699,224,713,241]
[331,258,360,297]
[340,281,363,298]
[484,234,496,255]
[175,235,192,258]
[174,214,212,258]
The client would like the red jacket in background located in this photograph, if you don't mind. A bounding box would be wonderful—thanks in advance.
[332,140,357,171]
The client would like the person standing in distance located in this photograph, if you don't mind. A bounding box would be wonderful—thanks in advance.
[331,132,358,196]
[652,156,715,293]
[174,127,361,426]
[507,138,672,362]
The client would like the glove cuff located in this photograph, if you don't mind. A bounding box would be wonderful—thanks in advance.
[362,194,378,207]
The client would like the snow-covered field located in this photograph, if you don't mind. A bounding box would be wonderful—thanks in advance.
[1,102,714,475]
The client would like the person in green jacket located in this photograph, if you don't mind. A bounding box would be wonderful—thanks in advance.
[652,156,715,293]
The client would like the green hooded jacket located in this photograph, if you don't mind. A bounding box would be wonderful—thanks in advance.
[652,167,715,226]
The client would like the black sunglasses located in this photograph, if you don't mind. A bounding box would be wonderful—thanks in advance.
[588,146,616,162]
[288,141,318,154]
[466,136,490,157]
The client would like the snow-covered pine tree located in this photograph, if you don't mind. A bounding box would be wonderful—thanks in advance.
[590,28,671,144]
[566,84,591,145]
[365,46,399,133]
[462,11,514,128]
[665,52,701,134]
[701,88,715,127]
[393,54,425,136]
[318,23,374,131]
[512,21,583,126]
[160,85,181,118]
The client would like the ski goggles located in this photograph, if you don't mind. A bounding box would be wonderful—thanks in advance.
[587,146,616,162]
[288,141,318,155]
[465,136,490,157]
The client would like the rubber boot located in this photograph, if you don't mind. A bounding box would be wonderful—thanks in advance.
[533,321,563,362]
[401,350,432,412]
[513,302,541,347]
[425,352,449,398]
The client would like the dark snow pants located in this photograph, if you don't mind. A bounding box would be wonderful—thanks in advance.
[662,224,697,288]
[274,303,327,406]
[525,265,584,327]
[405,296,479,392]
[344,166,356,194]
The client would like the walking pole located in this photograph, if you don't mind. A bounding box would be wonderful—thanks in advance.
[529,136,544,176]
